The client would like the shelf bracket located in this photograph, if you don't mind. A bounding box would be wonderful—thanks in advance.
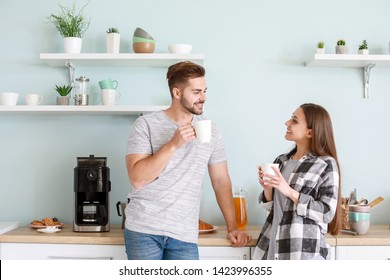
[363,63,375,99]
[65,62,76,89]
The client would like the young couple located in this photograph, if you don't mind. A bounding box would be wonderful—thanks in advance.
[124,61,341,260]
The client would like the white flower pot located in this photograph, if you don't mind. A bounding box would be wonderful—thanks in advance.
[316,48,325,54]
[64,37,82,53]
[358,49,369,55]
[106,33,120,53]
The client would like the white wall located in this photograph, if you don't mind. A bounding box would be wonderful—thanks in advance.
[0,0,389,226]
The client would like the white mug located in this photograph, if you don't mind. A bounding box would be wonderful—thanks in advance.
[25,94,43,106]
[101,89,121,106]
[0,92,19,106]
[260,163,279,176]
[194,120,211,143]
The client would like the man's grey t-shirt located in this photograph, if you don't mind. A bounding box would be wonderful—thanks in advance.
[125,110,227,244]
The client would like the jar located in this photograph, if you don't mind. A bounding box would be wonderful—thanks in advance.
[73,76,90,105]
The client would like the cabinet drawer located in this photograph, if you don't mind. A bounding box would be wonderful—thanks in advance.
[199,246,250,260]
[0,243,127,260]
[336,246,390,260]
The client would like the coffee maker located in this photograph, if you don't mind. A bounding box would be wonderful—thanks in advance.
[73,155,111,232]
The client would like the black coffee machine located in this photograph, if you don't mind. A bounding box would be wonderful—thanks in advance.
[73,155,111,232]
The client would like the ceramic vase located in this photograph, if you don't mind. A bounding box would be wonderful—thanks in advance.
[64,37,82,53]
[106,33,120,53]
[335,45,348,54]
[56,96,70,105]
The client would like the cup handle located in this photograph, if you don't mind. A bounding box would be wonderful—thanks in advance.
[38,96,43,105]
[113,80,118,89]
[116,91,121,101]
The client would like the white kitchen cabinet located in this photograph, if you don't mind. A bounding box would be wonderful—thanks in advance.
[0,243,127,260]
[336,246,390,260]
[249,247,335,260]
[0,243,250,260]
[1,243,251,260]
[199,246,250,260]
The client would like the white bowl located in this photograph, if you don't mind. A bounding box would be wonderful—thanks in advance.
[168,44,192,54]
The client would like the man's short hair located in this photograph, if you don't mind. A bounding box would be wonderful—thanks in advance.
[166,61,205,95]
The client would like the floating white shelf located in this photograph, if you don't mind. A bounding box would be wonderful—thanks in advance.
[40,53,205,67]
[0,105,168,115]
[305,54,390,67]
[305,54,390,98]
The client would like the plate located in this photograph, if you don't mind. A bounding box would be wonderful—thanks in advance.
[29,223,63,229]
[37,227,61,233]
[199,225,218,233]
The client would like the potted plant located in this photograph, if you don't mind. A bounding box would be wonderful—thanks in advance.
[48,2,90,53]
[106,27,120,54]
[336,39,348,54]
[316,41,325,54]
[358,39,369,55]
[55,84,72,105]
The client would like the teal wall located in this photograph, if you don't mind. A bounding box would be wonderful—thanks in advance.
[1,0,389,226]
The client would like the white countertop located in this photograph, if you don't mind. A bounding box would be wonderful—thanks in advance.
[0,222,19,234]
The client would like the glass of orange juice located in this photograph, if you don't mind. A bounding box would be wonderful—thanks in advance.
[233,188,248,230]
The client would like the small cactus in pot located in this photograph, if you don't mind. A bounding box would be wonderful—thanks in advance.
[106,27,120,54]
[54,84,72,105]
[316,41,325,54]
[358,39,369,55]
[336,39,348,54]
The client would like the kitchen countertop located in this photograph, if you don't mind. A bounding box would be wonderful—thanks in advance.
[0,224,342,246]
[0,222,19,234]
[337,224,390,246]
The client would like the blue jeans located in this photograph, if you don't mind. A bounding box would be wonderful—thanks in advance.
[124,228,199,260]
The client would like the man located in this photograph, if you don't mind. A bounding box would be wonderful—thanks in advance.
[124,61,251,260]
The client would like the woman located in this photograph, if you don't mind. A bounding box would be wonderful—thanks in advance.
[253,103,341,260]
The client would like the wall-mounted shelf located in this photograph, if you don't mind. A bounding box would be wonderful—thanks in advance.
[0,105,168,115]
[40,53,205,67]
[305,54,390,98]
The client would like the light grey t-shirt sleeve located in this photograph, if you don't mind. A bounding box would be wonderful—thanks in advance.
[126,116,152,155]
[208,123,227,165]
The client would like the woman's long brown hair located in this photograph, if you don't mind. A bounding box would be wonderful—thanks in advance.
[301,103,341,235]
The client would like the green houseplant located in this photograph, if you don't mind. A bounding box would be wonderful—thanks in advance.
[336,39,348,54]
[55,84,72,105]
[106,27,120,54]
[358,39,369,55]
[316,41,325,54]
[48,2,90,53]
[106,27,119,34]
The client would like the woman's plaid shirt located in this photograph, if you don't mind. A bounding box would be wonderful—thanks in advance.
[253,151,339,260]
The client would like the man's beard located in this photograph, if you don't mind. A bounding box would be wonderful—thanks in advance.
[180,98,204,115]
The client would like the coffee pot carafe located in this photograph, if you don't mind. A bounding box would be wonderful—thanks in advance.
[73,75,90,105]
[116,201,128,229]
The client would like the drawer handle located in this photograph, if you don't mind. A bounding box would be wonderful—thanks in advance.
[49,256,114,260]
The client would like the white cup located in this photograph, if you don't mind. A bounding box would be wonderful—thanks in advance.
[0,92,19,106]
[101,89,121,106]
[194,120,211,143]
[25,94,43,106]
[260,163,279,176]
